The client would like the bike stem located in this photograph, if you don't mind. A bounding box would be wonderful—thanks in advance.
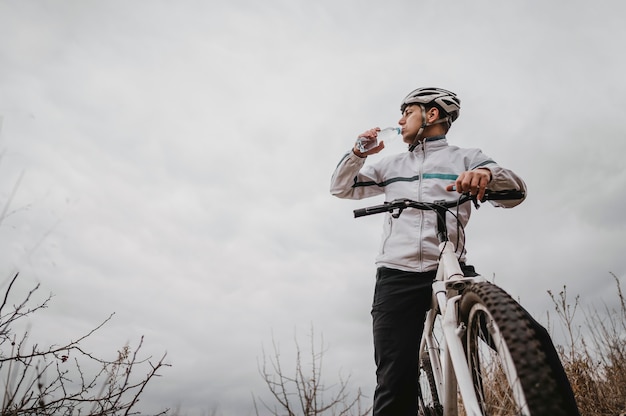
[433,201,450,243]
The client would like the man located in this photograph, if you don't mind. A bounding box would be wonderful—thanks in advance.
[330,87,527,415]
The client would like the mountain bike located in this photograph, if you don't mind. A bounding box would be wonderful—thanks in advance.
[354,190,579,416]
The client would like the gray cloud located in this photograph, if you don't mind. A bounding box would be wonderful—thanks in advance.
[2,0,626,414]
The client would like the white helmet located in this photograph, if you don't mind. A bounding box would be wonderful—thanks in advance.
[400,87,461,123]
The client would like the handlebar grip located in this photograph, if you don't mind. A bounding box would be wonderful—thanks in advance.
[353,208,369,218]
[353,204,392,218]
[485,190,526,201]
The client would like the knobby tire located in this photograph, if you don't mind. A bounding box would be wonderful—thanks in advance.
[459,282,579,416]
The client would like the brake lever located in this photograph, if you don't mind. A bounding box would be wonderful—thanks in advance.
[392,208,404,219]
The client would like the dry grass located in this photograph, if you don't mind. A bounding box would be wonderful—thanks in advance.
[550,272,626,416]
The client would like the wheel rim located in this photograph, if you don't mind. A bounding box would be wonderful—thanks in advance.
[466,303,530,415]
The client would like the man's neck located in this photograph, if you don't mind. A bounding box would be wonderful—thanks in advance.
[423,125,446,137]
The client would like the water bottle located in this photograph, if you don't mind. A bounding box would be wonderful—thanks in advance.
[356,127,401,153]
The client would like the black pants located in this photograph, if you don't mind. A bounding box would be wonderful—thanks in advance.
[371,265,477,416]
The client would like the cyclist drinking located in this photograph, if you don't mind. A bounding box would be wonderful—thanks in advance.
[330,87,527,416]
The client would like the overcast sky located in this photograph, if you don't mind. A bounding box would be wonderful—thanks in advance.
[1,0,625,414]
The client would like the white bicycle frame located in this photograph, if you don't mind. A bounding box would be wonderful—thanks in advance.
[421,240,529,416]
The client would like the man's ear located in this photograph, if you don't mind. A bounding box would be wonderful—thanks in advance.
[427,107,439,123]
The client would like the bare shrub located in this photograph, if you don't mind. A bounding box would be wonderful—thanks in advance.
[0,272,170,415]
[254,326,371,416]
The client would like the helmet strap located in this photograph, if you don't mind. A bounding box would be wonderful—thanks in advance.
[408,105,428,151]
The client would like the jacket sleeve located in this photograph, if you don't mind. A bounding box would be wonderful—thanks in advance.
[469,151,527,208]
[330,151,385,200]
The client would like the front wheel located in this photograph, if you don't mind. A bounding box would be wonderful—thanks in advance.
[460,282,578,416]
[418,350,442,416]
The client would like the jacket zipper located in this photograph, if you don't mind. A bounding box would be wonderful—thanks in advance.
[417,140,426,270]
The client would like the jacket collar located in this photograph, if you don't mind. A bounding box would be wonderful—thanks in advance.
[410,135,447,152]
[424,135,446,143]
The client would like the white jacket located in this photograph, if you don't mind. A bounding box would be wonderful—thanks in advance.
[330,135,527,272]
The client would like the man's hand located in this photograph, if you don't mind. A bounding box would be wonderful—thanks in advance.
[446,168,492,201]
[353,128,385,158]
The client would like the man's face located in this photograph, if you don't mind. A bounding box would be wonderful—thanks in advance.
[398,104,423,144]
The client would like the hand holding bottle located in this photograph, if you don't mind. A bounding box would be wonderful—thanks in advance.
[353,127,401,157]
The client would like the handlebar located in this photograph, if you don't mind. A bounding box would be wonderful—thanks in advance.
[353,190,525,218]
